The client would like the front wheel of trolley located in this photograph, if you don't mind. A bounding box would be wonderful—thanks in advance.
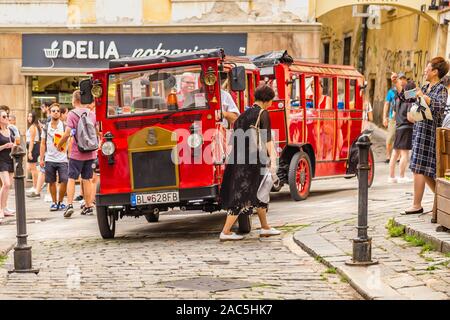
[97,206,116,239]
[288,151,312,201]
[145,212,160,223]
[356,148,375,188]
[238,213,252,234]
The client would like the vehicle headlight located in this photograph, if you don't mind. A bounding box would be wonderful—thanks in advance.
[187,133,203,149]
[101,141,116,156]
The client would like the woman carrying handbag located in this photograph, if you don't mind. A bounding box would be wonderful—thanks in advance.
[219,85,281,241]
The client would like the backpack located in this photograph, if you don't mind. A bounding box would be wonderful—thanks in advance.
[71,109,99,153]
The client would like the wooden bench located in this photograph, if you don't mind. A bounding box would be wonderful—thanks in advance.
[435,128,450,229]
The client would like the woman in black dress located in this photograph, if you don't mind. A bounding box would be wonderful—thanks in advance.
[219,85,281,241]
[0,110,16,222]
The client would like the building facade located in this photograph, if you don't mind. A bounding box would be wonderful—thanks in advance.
[0,0,321,134]
[315,0,450,125]
[3,0,450,132]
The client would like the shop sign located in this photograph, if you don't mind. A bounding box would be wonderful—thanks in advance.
[22,34,247,69]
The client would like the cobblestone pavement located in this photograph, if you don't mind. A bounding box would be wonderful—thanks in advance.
[292,129,450,300]
[0,127,446,299]
[0,224,360,299]
[0,168,364,300]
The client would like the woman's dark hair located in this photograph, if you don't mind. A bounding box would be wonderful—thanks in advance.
[28,111,41,135]
[404,80,417,103]
[430,57,450,79]
[0,105,10,114]
[254,85,275,102]
[49,103,60,111]
[60,106,68,114]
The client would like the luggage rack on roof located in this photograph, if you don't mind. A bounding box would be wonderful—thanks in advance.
[109,48,225,69]
[250,50,294,68]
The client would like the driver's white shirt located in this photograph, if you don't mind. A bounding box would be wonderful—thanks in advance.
[221,90,240,128]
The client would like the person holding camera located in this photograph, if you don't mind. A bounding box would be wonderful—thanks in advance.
[388,79,415,184]
[404,57,449,215]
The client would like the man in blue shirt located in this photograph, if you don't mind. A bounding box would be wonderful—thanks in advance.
[383,72,407,163]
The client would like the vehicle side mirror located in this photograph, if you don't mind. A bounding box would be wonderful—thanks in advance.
[230,66,246,92]
[80,79,94,104]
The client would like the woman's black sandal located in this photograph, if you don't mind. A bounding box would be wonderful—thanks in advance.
[402,208,424,215]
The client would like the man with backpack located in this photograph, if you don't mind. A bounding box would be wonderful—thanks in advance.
[39,103,68,211]
[57,90,99,218]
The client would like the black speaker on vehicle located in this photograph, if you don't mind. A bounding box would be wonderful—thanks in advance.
[79,79,94,104]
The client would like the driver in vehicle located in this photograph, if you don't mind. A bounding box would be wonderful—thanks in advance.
[178,73,197,108]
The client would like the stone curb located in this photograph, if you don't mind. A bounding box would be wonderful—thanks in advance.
[0,242,14,257]
[393,216,450,254]
[293,226,405,300]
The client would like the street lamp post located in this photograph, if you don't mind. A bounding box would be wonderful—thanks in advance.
[8,144,39,274]
[346,134,378,266]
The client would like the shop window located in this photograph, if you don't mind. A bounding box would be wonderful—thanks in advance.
[369,79,376,108]
[343,36,351,66]
[305,76,315,109]
[337,78,346,110]
[323,42,330,64]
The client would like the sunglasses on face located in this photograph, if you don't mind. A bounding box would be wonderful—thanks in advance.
[51,109,60,113]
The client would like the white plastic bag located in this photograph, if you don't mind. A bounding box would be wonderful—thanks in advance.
[257,168,274,204]
[409,96,433,122]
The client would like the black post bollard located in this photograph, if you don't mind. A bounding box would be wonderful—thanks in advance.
[346,134,378,266]
[8,144,39,274]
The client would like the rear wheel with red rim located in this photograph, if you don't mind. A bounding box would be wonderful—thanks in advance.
[288,151,312,201]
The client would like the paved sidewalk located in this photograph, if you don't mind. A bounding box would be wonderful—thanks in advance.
[394,215,450,254]
[0,124,448,300]
[0,225,361,300]
[293,125,450,300]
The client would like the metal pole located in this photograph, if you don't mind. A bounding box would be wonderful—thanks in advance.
[346,134,378,266]
[9,144,39,274]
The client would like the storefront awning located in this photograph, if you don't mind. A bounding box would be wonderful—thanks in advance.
[21,67,97,76]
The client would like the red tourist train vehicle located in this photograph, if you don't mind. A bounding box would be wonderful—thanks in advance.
[81,49,374,239]
[249,51,374,200]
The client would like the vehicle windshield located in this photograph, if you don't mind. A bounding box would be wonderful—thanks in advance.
[107,65,207,117]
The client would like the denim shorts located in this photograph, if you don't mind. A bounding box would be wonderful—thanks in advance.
[45,162,69,184]
[68,159,95,180]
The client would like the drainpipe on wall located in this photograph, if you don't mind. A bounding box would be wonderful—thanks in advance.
[358,5,369,74]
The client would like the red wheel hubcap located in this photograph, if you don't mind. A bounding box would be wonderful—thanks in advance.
[296,159,310,196]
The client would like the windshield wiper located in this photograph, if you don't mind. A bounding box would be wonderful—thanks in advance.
[162,106,198,120]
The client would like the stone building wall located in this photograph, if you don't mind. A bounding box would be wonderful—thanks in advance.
[318,6,439,126]
[0,0,318,133]
[0,34,26,135]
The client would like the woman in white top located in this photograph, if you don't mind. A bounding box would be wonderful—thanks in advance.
[26,112,41,193]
